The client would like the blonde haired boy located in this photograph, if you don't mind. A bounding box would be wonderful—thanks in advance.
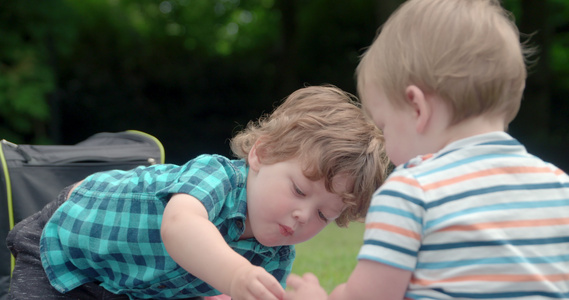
[7,85,388,300]
[286,0,569,299]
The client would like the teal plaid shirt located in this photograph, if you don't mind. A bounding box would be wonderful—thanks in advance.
[40,154,295,299]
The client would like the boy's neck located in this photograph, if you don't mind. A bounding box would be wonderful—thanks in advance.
[435,115,507,151]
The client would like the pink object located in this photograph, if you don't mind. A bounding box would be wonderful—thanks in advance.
[205,295,232,300]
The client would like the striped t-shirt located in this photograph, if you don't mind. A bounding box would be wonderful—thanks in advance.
[359,132,569,299]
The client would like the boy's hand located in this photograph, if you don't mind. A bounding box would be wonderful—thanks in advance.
[284,273,327,300]
[230,265,285,300]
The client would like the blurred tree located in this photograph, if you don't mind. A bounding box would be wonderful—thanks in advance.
[507,0,569,171]
[53,0,285,162]
[375,0,403,25]
[549,0,569,141]
[50,0,381,163]
[0,0,568,169]
[295,0,377,92]
[509,0,551,139]
[0,0,77,143]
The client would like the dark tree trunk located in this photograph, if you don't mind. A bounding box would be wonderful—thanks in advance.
[375,0,404,26]
[511,0,551,137]
[273,0,300,98]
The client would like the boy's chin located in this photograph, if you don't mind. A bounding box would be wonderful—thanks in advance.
[255,235,291,247]
[258,239,286,247]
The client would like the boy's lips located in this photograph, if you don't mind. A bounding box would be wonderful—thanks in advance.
[279,224,294,237]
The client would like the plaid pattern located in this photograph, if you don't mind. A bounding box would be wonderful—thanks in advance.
[40,154,295,300]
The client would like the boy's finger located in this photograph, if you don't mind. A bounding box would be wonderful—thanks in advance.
[286,274,303,289]
[301,273,320,284]
[259,274,285,299]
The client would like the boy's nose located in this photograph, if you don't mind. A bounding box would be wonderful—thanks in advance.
[292,207,310,224]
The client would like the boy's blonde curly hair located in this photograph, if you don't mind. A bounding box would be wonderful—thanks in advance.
[230,85,389,227]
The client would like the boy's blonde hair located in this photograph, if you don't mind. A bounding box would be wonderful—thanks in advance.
[357,0,529,125]
[231,85,389,227]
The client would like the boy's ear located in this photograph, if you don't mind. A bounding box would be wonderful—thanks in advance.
[248,139,263,172]
[405,85,431,134]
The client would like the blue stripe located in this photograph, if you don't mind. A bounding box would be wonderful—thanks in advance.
[358,255,414,271]
[422,139,520,167]
[367,205,423,224]
[377,190,425,208]
[363,240,418,256]
[420,236,569,251]
[405,293,440,300]
[425,199,569,229]
[416,254,569,269]
[417,154,524,178]
[479,139,521,146]
[433,148,460,159]
[429,288,569,299]
[426,183,569,209]
[433,139,520,162]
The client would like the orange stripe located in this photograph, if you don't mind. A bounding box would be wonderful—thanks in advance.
[438,218,569,232]
[411,273,569,285]
[423,166,556,191]
[389,176,421,188]
[366,222,421,240]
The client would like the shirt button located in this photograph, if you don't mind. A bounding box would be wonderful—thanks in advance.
[236,221,243,228]
[157,285,166,289]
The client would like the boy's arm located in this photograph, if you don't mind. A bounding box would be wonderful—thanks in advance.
[286,260,411,300]
[329,260,411,300]
[162,193,285,300]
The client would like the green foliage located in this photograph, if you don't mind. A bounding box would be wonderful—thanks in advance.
[291,222,365,293]
[0,0,568,168]
[295,0,378,89]
[104,0,281,57]
[549,0,569,89]
[0,0,76,143]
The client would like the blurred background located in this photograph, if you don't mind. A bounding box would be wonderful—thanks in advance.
[1,0,568,170]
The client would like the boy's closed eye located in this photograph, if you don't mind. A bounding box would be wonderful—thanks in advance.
[293,183,306,197]
[317,210,329,222]
[292,182,330,223]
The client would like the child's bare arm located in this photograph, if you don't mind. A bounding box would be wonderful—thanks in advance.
[162,193,284,300]
[286,260,411,300]
[330,260,411,300]
[285,273,328,300]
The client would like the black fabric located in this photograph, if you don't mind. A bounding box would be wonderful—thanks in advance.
[1,131,164,300]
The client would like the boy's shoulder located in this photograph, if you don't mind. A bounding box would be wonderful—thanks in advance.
[187,154,247,173]
[393,132,568,184]
[397,132,524,172]
[184,154,249,186]
[192,153,245,165]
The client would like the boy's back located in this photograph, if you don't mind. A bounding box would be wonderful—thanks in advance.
[360,131,569,298]
[354,0,569,297]
[353,0,569,298]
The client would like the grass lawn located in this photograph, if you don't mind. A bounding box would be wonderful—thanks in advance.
[290,221,365,293]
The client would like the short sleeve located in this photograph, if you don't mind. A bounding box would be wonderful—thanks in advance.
[156,154,239,222]
[358,171,426,271]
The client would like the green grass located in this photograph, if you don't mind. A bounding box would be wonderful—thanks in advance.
[290,222,365,293]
